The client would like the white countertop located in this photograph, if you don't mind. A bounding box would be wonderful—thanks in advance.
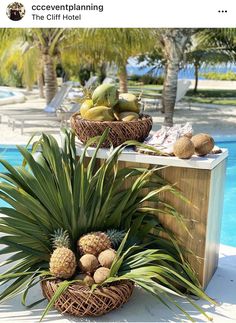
[75,143,228,170]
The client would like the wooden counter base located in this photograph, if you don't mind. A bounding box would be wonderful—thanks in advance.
[77,144,227,289]
[95,159,226,289]
[160,160,226,289]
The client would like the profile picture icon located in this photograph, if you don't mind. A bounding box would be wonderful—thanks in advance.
[6,2,25,21]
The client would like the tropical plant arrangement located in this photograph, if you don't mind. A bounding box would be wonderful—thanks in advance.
[0,129,215,321]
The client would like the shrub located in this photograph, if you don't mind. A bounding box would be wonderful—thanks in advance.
[201,71,236,81]
[129,74,164,85]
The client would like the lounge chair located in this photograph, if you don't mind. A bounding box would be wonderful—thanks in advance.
[0,82,74,123]
[141,79,191,111]
[85,76,99,88]
[1,76,98,120]
[8,101,81,135]
[3,77,100,134]
[44,82,74,113]
[102,77,116,84]
[67,76,99,100]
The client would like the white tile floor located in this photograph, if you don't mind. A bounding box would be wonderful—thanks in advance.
[0,244,235,323]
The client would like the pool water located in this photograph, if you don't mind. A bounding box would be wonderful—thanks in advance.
[0,143,235,246]
[217,140,236,246]
[0,90,14,99]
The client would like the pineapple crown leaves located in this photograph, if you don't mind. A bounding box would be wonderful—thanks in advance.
[51,229,71,250]
[106,229,126,249]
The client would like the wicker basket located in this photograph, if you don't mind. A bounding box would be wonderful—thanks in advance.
[70,113,153,148]
[41,279,134,317]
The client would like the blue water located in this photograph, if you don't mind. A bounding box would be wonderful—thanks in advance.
[0,90,14,99]
[127,62,236,80]
[0,143,235,246]
[0,146,23,207]
[216,140,236,246]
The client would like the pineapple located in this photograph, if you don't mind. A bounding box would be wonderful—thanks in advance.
[49,229,77,279]
[78,229,125,256]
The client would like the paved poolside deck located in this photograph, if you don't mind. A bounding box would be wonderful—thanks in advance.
[0,244,235,323]
[0,84,236,145]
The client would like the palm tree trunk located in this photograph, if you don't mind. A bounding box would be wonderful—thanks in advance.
[37,73,45,98]
[160,66,167,114]
[26,85,33,92]
[118,64,128,93]
[161,29,194,127]
[43,53,58,104]
[162,61,179,126]
[193,62,199,94]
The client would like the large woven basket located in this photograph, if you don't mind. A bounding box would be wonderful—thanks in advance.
[41,279,134,317]
[70,113,153,148]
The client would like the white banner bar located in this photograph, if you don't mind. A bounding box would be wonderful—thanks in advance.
[0,0,235,28]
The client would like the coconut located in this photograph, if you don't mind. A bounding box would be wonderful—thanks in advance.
[191,133,215,156]
[79,254,99,274]
[98,249,116,268]
[184,133,193,139]
[74,273,95,286]
[83,275,95,286]
[84,106,115,121]
[116,93,140,113]
[119,112,139,122]
[74,273,86,280]
[92,84,118,108]
[80,99,94,118]
[93,267,110,284]
[173,137,195,159]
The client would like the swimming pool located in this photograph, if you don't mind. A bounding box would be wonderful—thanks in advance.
[0,90,14,98]
[0,142,235,246]
[0,88,25,105]
[216,139,236,246]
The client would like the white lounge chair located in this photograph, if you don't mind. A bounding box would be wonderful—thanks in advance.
[0,81,75,122]
[3,76,111,134]
[4,77,99,133]
[102,77,116,84]
[85,76,99,88]
[44,82,74,113]
[142,79,191,111]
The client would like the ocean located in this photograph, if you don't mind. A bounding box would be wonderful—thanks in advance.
[127,63,236,80]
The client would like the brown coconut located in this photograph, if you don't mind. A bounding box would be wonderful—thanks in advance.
[184,133,193,139]
[173,137,195,159]
[79,254,99,274]
[191,133,214,156]
[98,249,116,268]
[93,267,110,284]
[74,273,95,286]
[83,274,95,286]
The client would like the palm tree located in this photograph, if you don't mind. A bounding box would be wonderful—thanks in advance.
[186,30,235,93]
[0,38,42,92]
[197,29,236,54]
[0,28,77,104]
[27,29,66,104]
[156,29,196,127]
[65,29,155,93]
[186,48,232,93]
